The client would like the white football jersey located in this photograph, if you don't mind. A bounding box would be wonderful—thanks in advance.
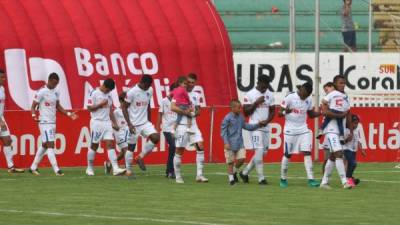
[281,92,313,135]
[125,84,152,126]
[323,90,350,134]
[87,88,112,121]
[0,86,5,117]
[243,88,275,131]
[159,97,177,132]
[33,86,60,124]
[113,107,128,129]
[343,127,361,152]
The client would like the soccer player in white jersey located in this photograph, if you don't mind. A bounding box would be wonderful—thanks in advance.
[320,75,353,189]
[278,83,321,188]
[239,75,275,185]
[171,73,208,184]
[156,83,178,179]
[104,92,137,176]
[86,78,126,176]
[29,73,78,176]
[122,75,160,173]
[0,69,24,173]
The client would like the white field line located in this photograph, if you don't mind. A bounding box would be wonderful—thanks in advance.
[0,209,227,225]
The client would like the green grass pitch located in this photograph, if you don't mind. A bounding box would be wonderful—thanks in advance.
[0,163,399,225]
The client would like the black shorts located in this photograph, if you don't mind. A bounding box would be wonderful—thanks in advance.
[342,31,356,48]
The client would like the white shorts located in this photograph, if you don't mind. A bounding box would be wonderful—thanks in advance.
[284,130,312,155]
[128,122,157,144]
[224,149,246,164]
[90,120,114,144]
[325,133,343,152]
[250,130,269,150]
[175,125,203,148]
[0,118,10,137]
[114,128,130,149]
[39,123,56,143]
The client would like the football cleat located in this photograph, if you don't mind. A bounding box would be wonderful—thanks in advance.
[229,180,236,186]
[196,175,209,183]
[86,168,95,176]
[319,183,332,190]
[308,179,320,187]
[175,177,185,184]
[8,167,25,173]
[343,182,352,189]
[29,169,40,176]
[135,157,147,171]
[258,179,268,185]
[113,167,126,176]
[239,171,249,183]
[56,170,65,176]
[280,179,288,188]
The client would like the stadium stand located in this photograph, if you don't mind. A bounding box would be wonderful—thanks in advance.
[214,0,399,52]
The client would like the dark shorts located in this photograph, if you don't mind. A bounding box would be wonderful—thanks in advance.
[342,31,356,48]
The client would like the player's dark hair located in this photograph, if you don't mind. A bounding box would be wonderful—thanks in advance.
[188,73,197,80]
[177,76,187,85]
[323,82,335,88]
[140,74,153,85]
[48,72,59,81]
[103,78,115,90]
[257,75,270,84]
[333,75,345,83]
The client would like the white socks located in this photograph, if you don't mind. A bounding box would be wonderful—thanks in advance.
[30,147,46,170]
[47,148,60,173]
[125,151,133,172]
[321,159,335,185]
[254,148,265,181]
[304,155,314,180]
[335,158,348,185]
[107,149,119,170]
[139,141,155,158]
[173,154,182,178]
[3,146,14,168]
[87,148,96,170]
[280,156,289,180]
[196,151,205,177]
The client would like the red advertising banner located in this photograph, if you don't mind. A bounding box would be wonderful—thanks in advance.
[0,0,236,110]
[0,107,398,168]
